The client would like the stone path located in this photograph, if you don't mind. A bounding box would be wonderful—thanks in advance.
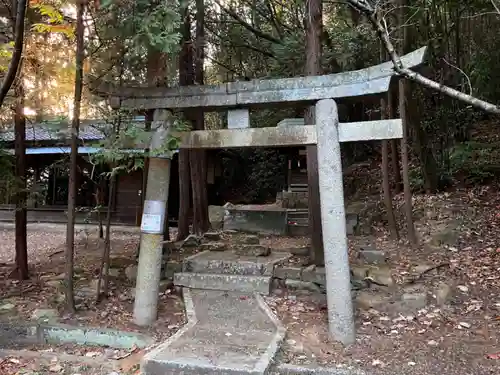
[142,289,285,375]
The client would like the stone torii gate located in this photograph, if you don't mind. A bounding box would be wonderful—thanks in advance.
[106,47,427,345]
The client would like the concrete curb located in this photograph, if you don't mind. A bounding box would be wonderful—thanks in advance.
[254,294,286,374]
[274,364,367,375]
[141,288,198,372]
[0,321,153,350]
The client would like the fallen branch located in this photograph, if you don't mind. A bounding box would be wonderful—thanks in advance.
[347,0,500,114]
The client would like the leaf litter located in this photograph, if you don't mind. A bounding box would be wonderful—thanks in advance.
[0,224,185,374]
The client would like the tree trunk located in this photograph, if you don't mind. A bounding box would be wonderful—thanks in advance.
[13,77,28,280]
[176,6,194,241]
[190,0,210,236]
[398,0,417,244]
[388,87,402,192]
[304,0,324,265]
[380,45,398,240]
[65,0,85,312]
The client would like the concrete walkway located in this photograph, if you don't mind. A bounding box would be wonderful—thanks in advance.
[142,289,285,375]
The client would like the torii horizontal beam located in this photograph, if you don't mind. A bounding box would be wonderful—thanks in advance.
[102,47,427,111]
[175,119,402,149]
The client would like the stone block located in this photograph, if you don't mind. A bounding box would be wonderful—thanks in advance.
[199,242,227,252]
[274,266,302,280]
[400,284,429,311]
[235,244,270,257]
[359,249,386,264]
[237,234,260,245]
[208,205,225,229]
[163,262,183,279]
[434,282,453,306]
[301,265,316,282]
[203,232,221,241]
[355,291,391,310]
[174,272,272,295]
[366,266,394,287]
[287,247,310,256]
[285,279,322,293]
[345,213,358,235]
[182,234,201,247]
[224,208,288,235]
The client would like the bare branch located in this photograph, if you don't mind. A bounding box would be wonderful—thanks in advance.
[212,0,282,44]
[0,0,27,108]
[347,0,500,114]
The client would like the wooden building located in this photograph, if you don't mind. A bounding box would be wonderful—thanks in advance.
[0,120,186,225]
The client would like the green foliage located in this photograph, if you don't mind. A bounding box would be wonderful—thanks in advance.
[448,142,500,185]
[100,0,181,54]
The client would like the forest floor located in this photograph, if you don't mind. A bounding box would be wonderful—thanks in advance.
[0,184,498,374]
[270,184,500,375]
[0,226,184,375]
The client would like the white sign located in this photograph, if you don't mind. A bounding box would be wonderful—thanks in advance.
[141,213,163,233]
[141,200,166,234]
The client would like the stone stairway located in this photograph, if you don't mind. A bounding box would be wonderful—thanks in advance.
[173,235,290,295]
[141,236,290,375]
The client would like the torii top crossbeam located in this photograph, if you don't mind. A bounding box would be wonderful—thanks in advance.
[100,47,427,111]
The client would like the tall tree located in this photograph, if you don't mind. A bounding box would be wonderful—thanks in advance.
[305,0,324,265]
[190,0,210,235]
[176,4,194,241]
[13,75,28,279]
[65,0,86,312]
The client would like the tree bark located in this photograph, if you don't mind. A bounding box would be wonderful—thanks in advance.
[388,87,402,192]
[13,77,28,280]
[190,0,210,235]
[65,0,85,313]
[380,46,398,241]
[305,0,324,265]
[0,0,27,108]
[176,5,194,241]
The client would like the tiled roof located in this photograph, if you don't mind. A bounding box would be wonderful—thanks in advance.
[0,117,146,143]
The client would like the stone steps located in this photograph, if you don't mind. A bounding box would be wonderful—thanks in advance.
[174,272,272,295]
[184,257,272,276]
[141,289,285,375]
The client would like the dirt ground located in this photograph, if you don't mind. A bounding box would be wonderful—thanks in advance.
[0,225,184,374]
[269,185,500,375]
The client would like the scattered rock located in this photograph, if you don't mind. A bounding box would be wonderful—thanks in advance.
[209,205,225,229]
[400,285,429,311]
[434,282,453,305]
[237,234,260,245]
[366,266,394,286]
[288,247,310,256]
[345,213,359,235]
[355,291,390,310]
[182,234,201,247]
[430,223,460,246]
[351,265,370,281]
[274,266,303,280]
[46,280,62,289]
[199,242,227,252]
[125,265,138,282]
[108,257,135,268]
[413,264,436,275]
[236,244,270,256]
[285,279,322,293]
[159,280,173,293]
[0,303,16,312]
[203,231,221,241]
[106,268,121,278]
[31,308,59,321]
[359,249,386,264]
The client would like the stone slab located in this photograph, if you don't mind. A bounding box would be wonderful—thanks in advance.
[142,289,285,375]
[224,208,288,235]
[174,272,272,295]
[183,250,291,277]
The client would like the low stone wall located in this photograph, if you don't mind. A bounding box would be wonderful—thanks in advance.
[224,208,288,235]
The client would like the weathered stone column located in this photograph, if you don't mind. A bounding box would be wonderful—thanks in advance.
[133,109,172,326]
[315,99,355,345]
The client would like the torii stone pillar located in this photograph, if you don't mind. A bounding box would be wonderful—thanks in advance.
[315,99,355,345]
[133,109,172,326]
